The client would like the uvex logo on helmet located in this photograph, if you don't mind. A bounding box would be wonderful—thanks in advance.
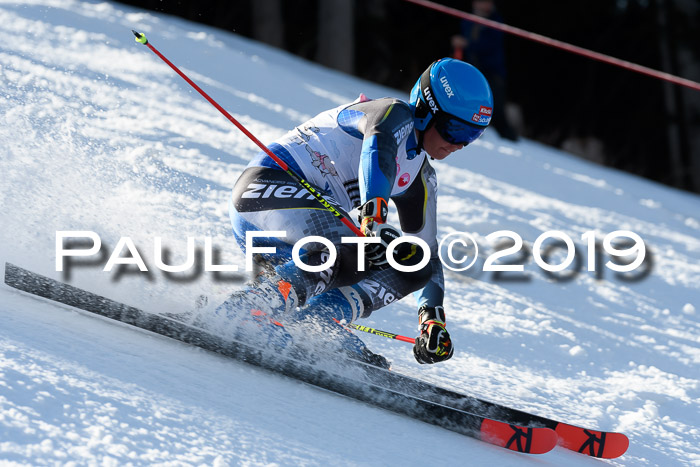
[423,86,439,114]
[440,76,454,98]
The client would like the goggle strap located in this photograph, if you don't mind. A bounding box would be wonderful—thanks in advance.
[420,62,442,118]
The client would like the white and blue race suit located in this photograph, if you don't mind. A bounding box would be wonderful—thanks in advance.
[230,96,445,323]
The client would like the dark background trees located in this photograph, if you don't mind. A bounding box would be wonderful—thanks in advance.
[115,0,700,194]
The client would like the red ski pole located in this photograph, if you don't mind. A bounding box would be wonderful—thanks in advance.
[132,30,365,238]
[338,320,416,344]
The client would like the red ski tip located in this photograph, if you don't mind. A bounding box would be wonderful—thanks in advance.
[480,419,558,454]
[555,423,629,458]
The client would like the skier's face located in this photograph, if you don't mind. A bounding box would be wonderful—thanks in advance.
[423,125,466,160]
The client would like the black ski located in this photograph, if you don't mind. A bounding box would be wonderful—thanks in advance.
[3,262,557,454]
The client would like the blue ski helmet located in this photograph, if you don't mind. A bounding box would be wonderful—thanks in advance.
[409,58,493,145]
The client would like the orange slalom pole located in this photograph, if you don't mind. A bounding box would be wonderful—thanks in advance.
[404,0,700,92]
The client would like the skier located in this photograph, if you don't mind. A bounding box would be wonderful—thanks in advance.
[213,58,493,367]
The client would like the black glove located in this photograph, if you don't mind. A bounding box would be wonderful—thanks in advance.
[364,224,402,269]
[359,197,401,270]
[413,305,454,364]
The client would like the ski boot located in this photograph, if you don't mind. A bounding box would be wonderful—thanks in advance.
[292,290,391,369]
[196,272,300,351]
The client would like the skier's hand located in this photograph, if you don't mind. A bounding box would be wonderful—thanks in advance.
[413,305,454,364]
[359,197,400,269]
[364,224,401,270]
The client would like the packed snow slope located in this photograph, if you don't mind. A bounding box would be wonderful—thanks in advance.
[1,1,699,465]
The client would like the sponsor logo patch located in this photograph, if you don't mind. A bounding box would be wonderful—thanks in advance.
[398,173,411,187]
[364,279,397,306]
[393,121,414,144]
[479,106,493,116]
[242,183,315,200]
[472,113,491,125]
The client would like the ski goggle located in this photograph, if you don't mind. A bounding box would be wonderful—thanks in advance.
[433,114,486,146]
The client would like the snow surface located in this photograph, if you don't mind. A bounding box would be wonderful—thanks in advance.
[1,1,699,465]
